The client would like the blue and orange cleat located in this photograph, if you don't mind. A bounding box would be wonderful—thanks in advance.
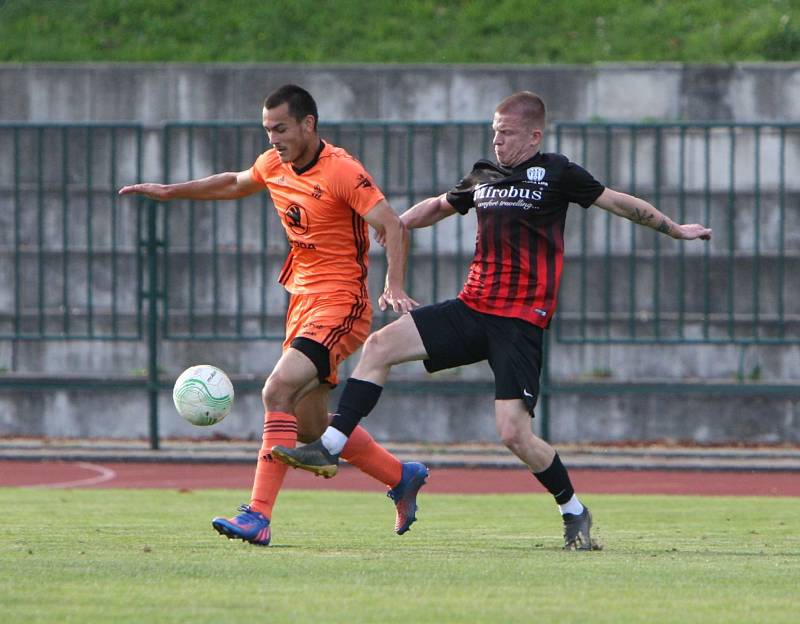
[387,461,429,535]
[212,504,271,546]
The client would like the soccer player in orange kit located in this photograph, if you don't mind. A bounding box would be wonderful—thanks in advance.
[119,84,427,545]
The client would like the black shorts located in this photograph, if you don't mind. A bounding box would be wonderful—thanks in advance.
[410,298,543,416]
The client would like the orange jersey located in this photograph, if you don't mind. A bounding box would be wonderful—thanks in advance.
[250,142,384,297]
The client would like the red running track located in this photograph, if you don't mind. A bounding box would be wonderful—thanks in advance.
[1,461,798,496]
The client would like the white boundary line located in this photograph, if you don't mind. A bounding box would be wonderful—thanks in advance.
[26,462,118,489]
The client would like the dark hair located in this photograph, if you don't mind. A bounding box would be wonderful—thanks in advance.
[264,84,319,130]
[496,91,546,130]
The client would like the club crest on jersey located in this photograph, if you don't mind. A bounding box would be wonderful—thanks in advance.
[526,167,546,183]
[284,203,309,235]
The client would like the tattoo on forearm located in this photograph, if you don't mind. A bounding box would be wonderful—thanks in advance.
[632,205,671,235]
[633,207,654,225]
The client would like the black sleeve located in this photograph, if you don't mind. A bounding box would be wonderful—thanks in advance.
[444,172,478,215]
[444,160,502,215]
[561,161,605,209]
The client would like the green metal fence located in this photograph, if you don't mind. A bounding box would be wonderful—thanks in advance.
[554,122,799,346]
[1,121,798,447]
[1,123,145,340]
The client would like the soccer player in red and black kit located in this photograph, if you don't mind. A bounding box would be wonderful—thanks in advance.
[273,91,712,550]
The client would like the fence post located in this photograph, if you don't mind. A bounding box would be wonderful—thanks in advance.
[144,199,162,450]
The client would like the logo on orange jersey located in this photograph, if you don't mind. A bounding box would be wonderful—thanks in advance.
[289,238,316,249]
[284,204,309,235]
[355,174,374,190]
[312,184,324,199]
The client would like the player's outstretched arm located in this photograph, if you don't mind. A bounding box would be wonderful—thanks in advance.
[400,193,458,230]
[373,194,457,246]
[594,188,712,241]
[363,199,420,314]
[118,170,262,201]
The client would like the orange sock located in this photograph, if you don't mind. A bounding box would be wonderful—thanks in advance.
[249,411,297,519]
[341,425,403,488]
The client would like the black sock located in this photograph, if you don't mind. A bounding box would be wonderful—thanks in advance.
[330,377,383,436]
[532,453,575,505]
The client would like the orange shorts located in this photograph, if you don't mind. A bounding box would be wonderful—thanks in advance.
[283,291,372,385]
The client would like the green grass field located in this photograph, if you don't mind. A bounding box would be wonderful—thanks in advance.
[2,488,798,623]
[1,0,798,63]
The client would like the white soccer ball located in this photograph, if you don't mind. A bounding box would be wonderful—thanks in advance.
[172,364,234,426]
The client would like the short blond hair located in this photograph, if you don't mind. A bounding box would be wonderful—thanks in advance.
[496,91,546,130]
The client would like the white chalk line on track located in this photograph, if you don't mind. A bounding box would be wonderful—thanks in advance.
[25,462,117,489]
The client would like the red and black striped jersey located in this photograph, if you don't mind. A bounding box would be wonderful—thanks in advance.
[445,152,604,328]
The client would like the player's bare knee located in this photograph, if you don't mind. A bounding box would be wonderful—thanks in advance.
[498,426,527,452]
[361,330,394,367]
[262,374,295,412]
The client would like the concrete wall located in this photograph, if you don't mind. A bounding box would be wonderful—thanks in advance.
[2,63,800,123]
[2,63,799,444]
[1,379,797,445]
